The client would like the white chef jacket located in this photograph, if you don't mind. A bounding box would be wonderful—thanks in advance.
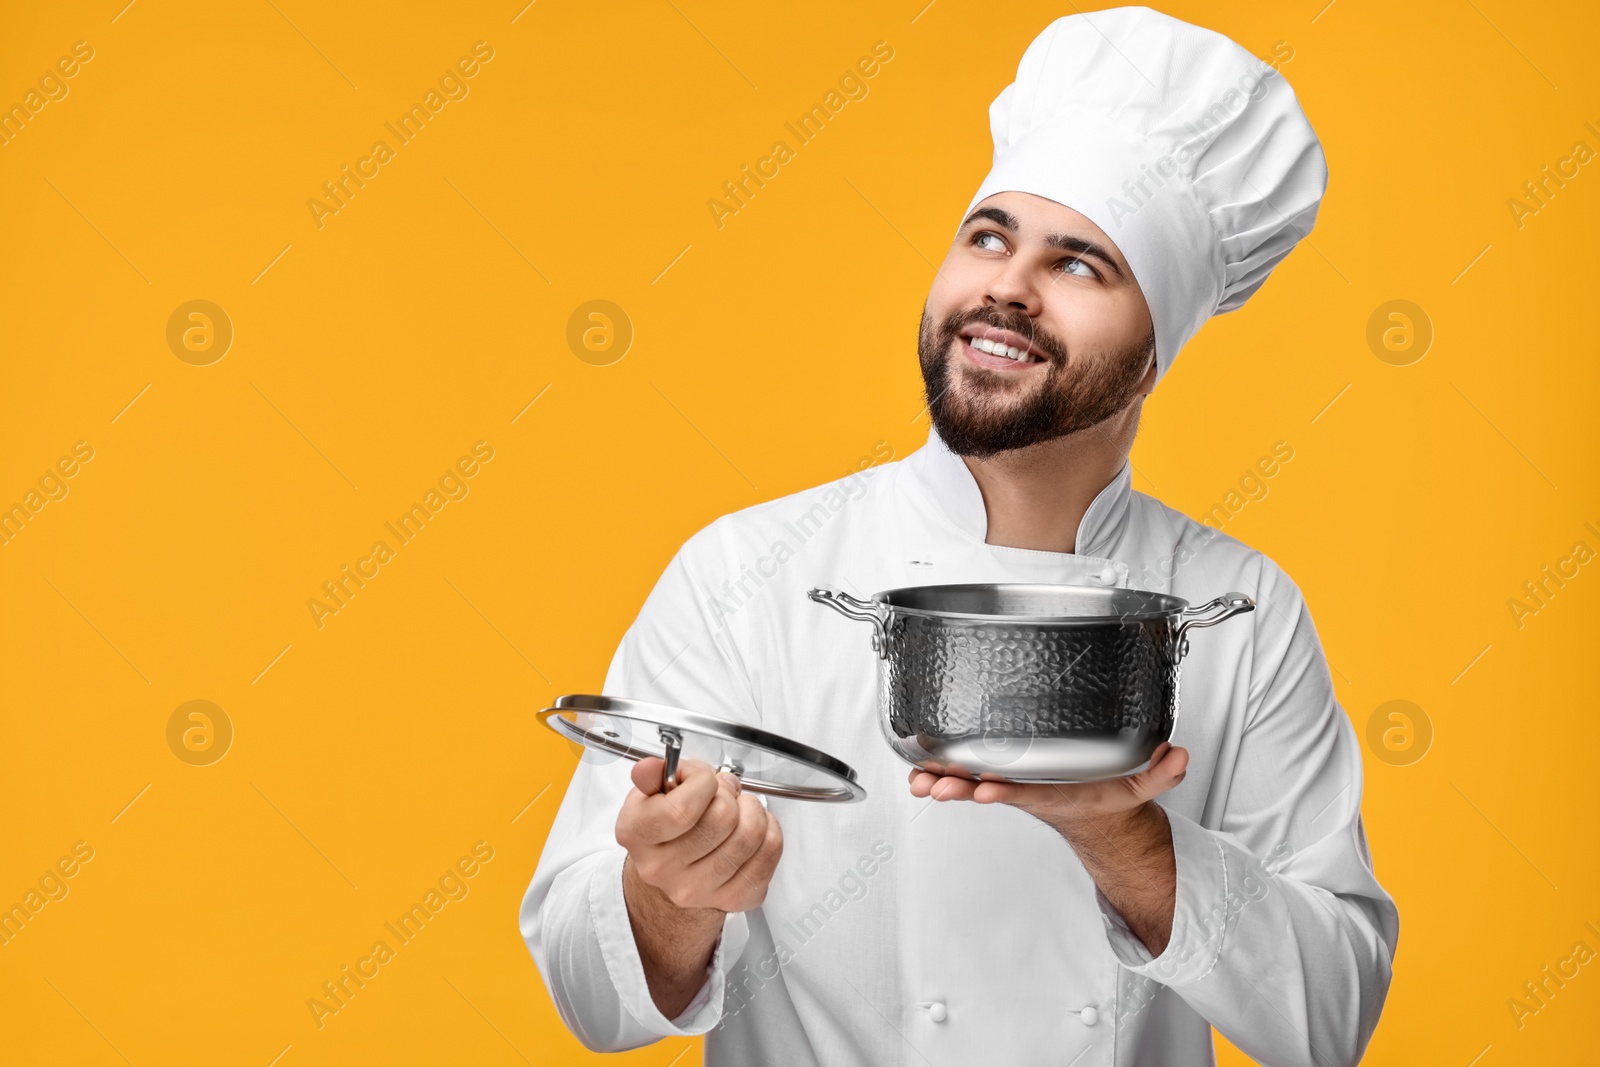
[521,427,1399,1067]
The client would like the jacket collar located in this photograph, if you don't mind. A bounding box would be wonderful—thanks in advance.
[907,425,1134,559]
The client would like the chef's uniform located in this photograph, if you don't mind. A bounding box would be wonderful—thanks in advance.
[522,427,1398,1065]
[523,8,1397,1065]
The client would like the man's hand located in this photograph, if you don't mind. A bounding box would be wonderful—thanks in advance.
[615,758,783,1020]
[907,740,1189,827]
[908,742,1188,955]
[617,756,784,913]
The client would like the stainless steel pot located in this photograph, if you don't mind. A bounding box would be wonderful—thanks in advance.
[809,584,1255,783]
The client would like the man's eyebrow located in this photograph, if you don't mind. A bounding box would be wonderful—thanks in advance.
[959,206,1125,280]
[1043,232,1124,279]
[961,206,1018,232]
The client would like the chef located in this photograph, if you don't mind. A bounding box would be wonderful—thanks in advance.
[522,7,1399,1065]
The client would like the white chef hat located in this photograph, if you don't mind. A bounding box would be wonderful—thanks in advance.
[962,6,1327,384]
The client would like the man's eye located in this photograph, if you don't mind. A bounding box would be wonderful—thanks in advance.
[974,232,1006,252]
[1058,257,1097,278]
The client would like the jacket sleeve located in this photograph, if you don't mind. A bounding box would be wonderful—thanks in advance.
[520,519,762,1051]
[1094,565,1400,1067]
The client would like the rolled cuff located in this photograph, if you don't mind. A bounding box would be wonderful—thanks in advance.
[590,848,751,1035]
[1095,805,1232,984]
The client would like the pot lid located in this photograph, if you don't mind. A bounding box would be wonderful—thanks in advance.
[539,694,867,803]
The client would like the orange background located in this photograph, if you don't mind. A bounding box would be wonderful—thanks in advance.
[1,0,1596,1063]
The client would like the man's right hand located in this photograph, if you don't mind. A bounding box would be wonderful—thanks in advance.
[616,757,783,914]
[614,758,783,1020]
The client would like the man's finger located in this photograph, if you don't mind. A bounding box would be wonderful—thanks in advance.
[1143,742,1186,781]
[662,784,742,864]
[693,792,770,883]
[971,779,1033,805]
[631,755,718,797]
[630,757,665,797]
[720,813,783,909]
[630,759,720,844]
[1123,744,1189,801]
[929,776,979,802]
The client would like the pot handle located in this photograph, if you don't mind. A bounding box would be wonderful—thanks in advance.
[659,727,682,792]
[808,587,890,659]
[1174,592,1255,661]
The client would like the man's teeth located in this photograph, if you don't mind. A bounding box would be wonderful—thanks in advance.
[968,336,1038,362]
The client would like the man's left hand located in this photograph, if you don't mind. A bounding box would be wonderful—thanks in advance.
[906,741,1190,830]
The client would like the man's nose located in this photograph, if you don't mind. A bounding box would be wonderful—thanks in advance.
[982,256,1040,313]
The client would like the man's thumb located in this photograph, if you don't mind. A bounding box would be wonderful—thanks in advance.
[631,756,665,796]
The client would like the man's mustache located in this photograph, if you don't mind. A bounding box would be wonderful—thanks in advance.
[943,308,1065,365]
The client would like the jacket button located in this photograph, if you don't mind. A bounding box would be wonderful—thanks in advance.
[927,1002,948,1023]
[1079,1005,1099,1026]
[1098,566,1116,583]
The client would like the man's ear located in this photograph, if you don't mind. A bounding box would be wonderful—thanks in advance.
[1137,346,1159,396]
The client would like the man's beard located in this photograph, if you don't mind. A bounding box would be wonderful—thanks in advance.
[917,305,1155,459]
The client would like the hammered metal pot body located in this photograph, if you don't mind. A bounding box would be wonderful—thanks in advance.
[880,612,1181,782]
[810,584,1254,783]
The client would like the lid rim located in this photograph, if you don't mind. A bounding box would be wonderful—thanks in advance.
[541,695,867,803]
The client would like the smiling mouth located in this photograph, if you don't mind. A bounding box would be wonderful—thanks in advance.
[959,336,1047,370]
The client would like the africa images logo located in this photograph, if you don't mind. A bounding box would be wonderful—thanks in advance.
[305,842,495,1029]
[306,441,495,629]
[305,42,496,230]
